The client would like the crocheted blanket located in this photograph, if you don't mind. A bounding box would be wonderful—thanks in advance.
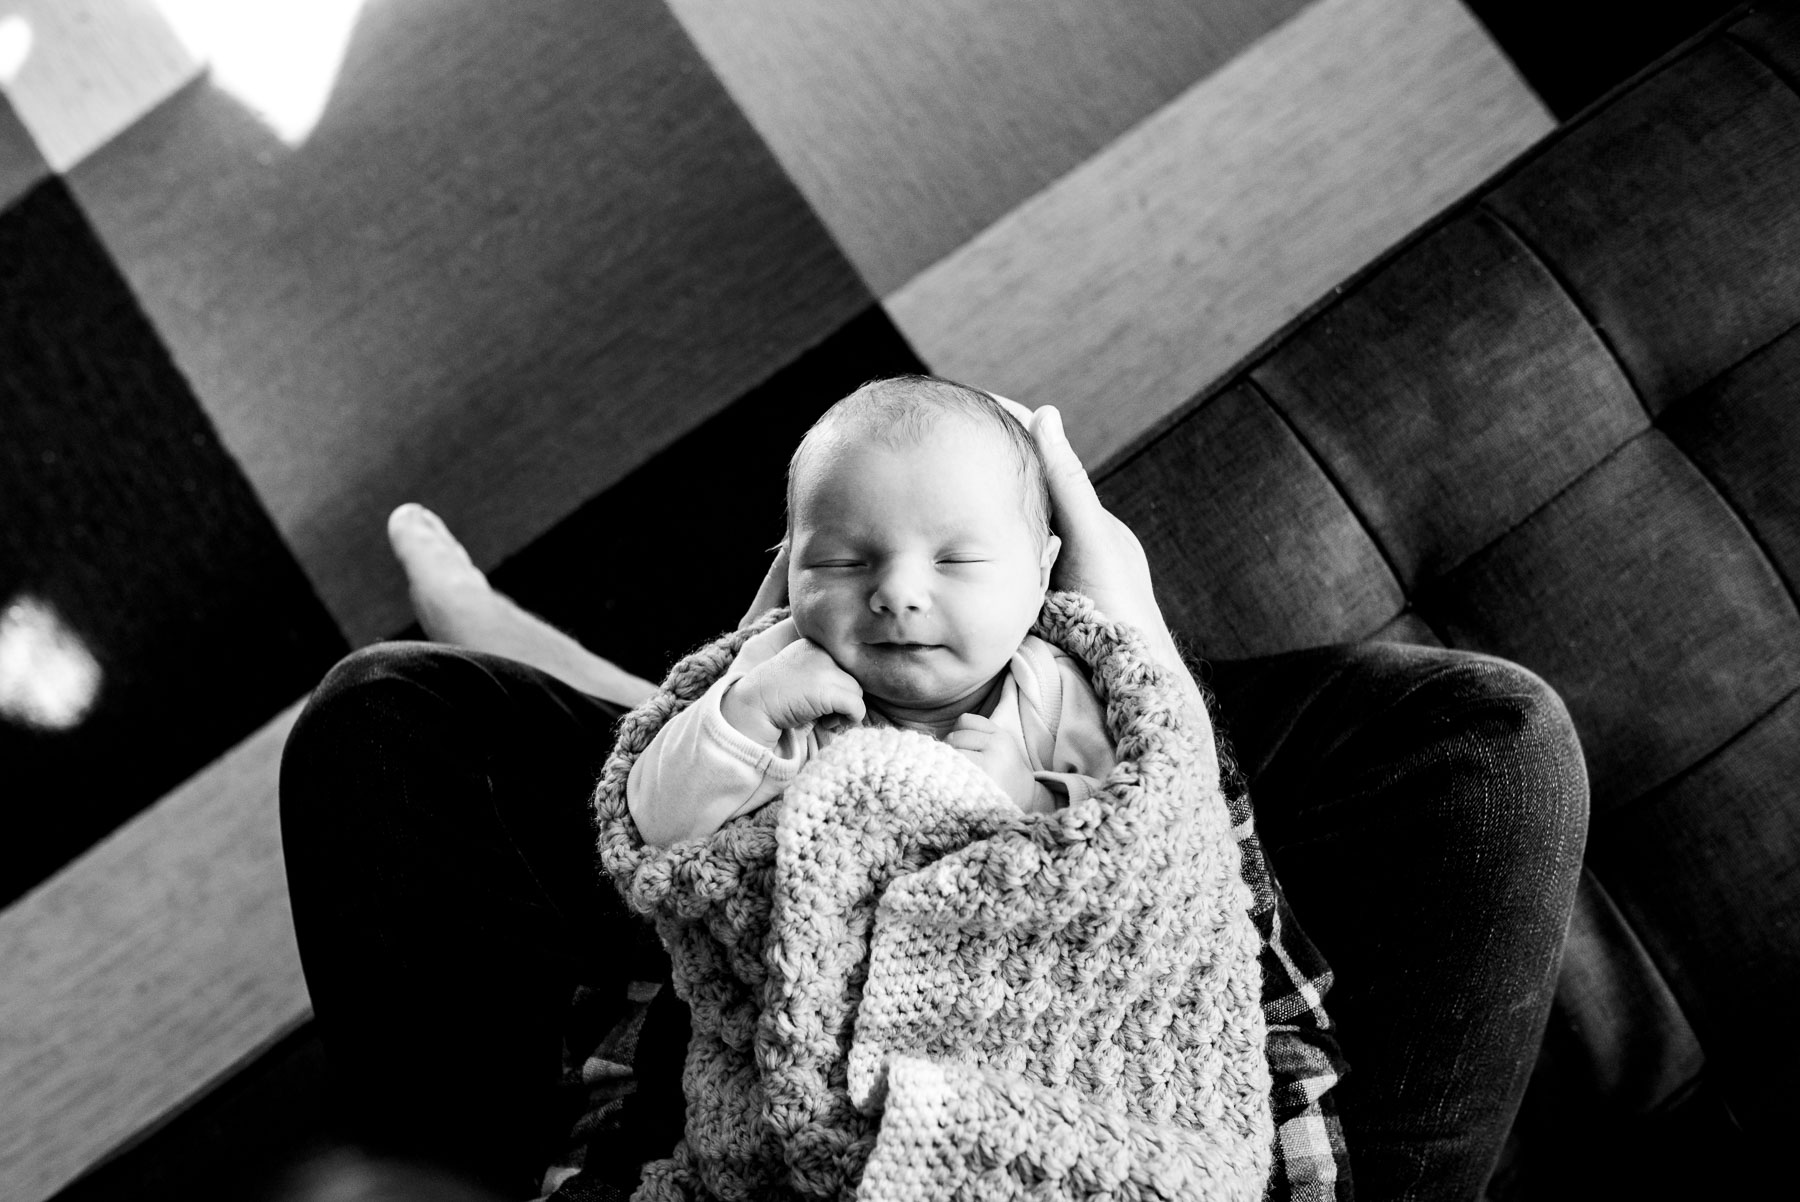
[592,592,1271,1201]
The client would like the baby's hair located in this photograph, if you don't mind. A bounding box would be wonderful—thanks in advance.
[785,375,1052,546]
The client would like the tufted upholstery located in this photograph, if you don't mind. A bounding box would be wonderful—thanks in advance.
[1096,0,1799,1178]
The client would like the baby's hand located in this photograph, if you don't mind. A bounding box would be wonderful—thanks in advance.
[720,638,865,746]
[948,714,1039,809]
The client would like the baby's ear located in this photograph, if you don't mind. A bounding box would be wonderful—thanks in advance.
[1039,534,1062,591]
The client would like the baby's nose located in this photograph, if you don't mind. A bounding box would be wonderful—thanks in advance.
[869,563,931,613]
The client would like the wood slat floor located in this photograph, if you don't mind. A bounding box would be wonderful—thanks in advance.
[664,0,1311,294]
[0,0,200,172]
[1,705,308,1202]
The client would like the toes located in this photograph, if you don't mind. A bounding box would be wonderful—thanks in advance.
[387,501,444,543]
[387,502,476,576]
[388,502,449,551]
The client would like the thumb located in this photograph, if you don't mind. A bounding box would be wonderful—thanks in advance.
[1029,406,1104,539]
[740,541,790,630]
[990,393,1033,426]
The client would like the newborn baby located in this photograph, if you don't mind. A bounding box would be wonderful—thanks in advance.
[628,375,1116,847]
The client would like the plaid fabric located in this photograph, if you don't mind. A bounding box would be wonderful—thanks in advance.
[1217,727,1354,1202]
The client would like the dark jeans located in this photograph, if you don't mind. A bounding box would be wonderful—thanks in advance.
[279,637,1587,1200]
[1207,644,1588,1199]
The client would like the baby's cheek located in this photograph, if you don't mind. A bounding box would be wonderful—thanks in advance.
[788,587,854,666]
[787,586,827,640]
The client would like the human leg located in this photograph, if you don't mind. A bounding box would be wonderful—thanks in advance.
[279,641,666,1197]
[1205,640,1589,1201]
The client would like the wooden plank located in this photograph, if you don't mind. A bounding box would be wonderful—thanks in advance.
[0,0,200,172]
[663,0,1310,296]
[0,701,310,1202]
[886,0,1556,471]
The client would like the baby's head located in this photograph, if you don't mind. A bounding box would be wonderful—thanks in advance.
[784,375,1060,715]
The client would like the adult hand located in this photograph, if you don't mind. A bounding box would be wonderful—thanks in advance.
[740,541,791,630]
[994,397,1213,766]
[991,398,1175,657]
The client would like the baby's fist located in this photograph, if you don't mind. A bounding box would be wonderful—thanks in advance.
[721,639,865,746]
[947,714,1040,809]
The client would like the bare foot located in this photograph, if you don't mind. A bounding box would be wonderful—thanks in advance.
[387,503,657,707]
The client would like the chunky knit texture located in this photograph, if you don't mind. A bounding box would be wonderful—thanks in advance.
[593,592,1272,1200]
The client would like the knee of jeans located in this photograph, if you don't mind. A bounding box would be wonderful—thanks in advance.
[1426,652,1591,871]
[308,640,455,706]
[281,642,467,821]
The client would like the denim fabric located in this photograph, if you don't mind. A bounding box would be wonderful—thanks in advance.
[280,642,646,1198]
[1208,639,1589,1201]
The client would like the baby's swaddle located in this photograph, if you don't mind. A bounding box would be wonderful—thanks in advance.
[592,591,1272,1201]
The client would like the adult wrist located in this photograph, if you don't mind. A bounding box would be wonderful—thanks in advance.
[1129,606,1208,714]
[1113,598,1180,669]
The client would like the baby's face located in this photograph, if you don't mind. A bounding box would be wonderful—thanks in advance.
[788,420,1057,714]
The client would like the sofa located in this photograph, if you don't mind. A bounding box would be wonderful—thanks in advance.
[1091,1,1798,1193]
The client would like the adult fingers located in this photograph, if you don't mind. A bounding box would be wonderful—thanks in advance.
[739,541,790,629]
[990,393,1033,425]
[983,394,1118,545]
[989,394,1107,540]
[1027,406,1106,541]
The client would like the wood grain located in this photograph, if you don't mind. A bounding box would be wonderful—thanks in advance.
[0,0,200,172]
[663,0,1310,296]
[0,701,309,1202]
[886,0,1555,472]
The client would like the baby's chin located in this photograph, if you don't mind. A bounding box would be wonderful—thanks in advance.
[850,660,995,713]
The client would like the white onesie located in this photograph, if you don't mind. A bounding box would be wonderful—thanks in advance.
[626,617,1116,847]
